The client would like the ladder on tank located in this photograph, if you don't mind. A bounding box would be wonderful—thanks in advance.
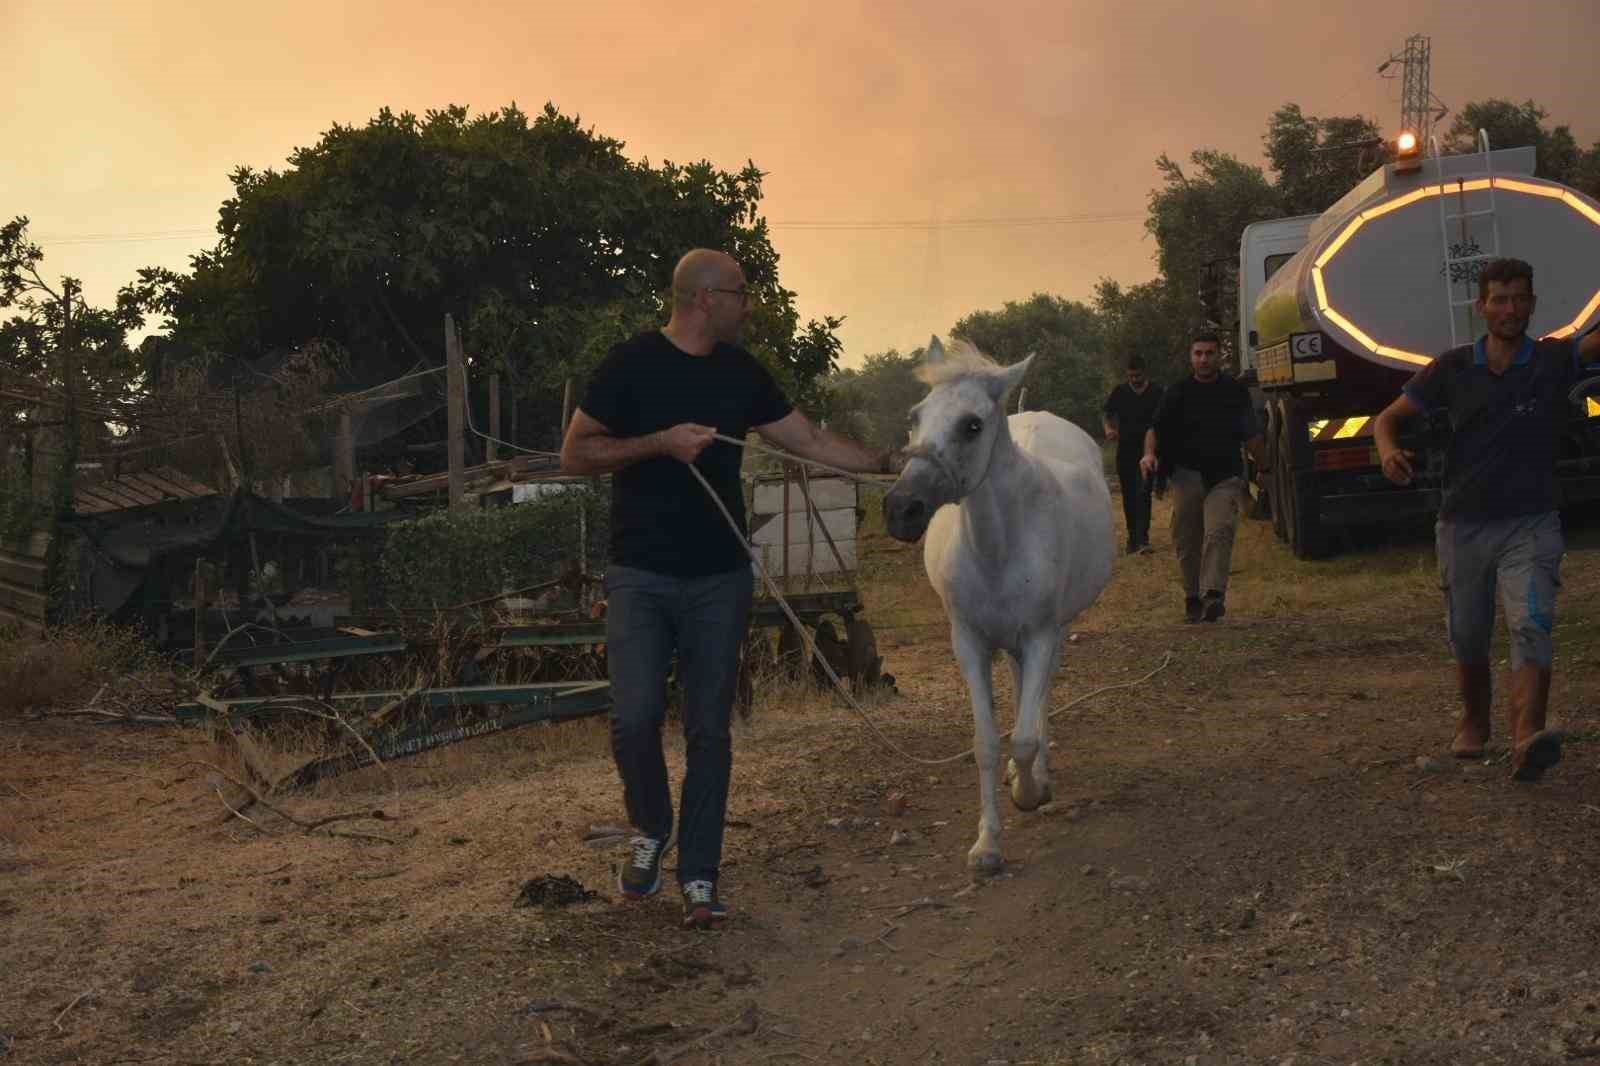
[1433,129,1504,347]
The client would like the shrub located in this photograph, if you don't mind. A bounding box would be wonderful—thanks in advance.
[380,484,610,610]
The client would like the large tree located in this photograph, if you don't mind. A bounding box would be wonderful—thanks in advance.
[133,103,844,436]
[1144,149,1284,338]
[2,217,148,407]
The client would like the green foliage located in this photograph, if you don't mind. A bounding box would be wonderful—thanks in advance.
[130,103,844,410]
[1265,104,1390,216]
[379,485,610,610]
[823,348,927,451]
[0,456,44,543]
[952,294,1109,434]
[1145,149,1284,336]
[1443,99,1600,197]
[1092,277,1196,388]
[1,216,146,400]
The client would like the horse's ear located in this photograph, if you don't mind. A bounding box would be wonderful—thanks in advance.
[990,352,1035,400]
[924,336,946,365]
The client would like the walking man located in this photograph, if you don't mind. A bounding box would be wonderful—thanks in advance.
[1373,257,1600,781]
[1103,356,1164,554]
[1140,330,1266,623]
[560,249,898,928]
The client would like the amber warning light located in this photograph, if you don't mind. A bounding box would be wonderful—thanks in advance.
[1395,131,1422,173]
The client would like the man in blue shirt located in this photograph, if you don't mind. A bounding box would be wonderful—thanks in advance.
[1374,257,1600,781]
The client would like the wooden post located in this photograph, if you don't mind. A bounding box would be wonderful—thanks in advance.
[445,315,465,510]
[781,464,791,592]
[487,373,501,462]
[800,466,815,589]
[335,410,355,502]
[192,559,210,671]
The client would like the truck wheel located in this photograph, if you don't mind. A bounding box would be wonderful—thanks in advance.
[1272,403,1293,544]
[1280,401,1330,560]
[1288,467,1330,560]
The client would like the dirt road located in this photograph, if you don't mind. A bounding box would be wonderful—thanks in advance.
[3,510,1599,1065]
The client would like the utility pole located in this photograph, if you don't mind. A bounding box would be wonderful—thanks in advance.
[1377,34,1448,140]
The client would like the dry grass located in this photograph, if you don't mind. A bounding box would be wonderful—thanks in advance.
[0,617,166,717]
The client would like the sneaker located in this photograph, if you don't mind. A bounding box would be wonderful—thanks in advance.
[618,831,674,900]
[1138,543,1155,556]
[680,880,729,929]
[1184,596,1203,624]
[1202,591,1226,622]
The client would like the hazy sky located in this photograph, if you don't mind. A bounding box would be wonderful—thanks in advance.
[5,0,1596,366]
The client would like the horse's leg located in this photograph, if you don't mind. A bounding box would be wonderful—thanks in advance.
[952,622,1003,871]
[1009,627,1064,812]
[1001,650,1026,796]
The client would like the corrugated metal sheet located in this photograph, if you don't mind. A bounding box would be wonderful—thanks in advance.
[73,465,217,515]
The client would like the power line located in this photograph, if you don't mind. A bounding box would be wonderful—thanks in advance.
[32,210,1146,247]
[33,229,216,246]
[770,212,1144,231]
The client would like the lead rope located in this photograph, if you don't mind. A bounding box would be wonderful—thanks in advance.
[464,399,1171,764]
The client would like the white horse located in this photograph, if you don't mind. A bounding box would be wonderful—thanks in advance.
[883,337,1114,871]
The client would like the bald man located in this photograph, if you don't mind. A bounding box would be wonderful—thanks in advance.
[561,248,898,930]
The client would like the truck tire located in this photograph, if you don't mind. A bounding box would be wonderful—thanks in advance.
[1279,399,1330,560]
[1268,406,1290,543]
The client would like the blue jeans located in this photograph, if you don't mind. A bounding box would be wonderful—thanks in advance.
[1435,511,1563,670]
[603,564,753,886]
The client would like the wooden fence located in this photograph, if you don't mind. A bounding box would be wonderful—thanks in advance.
[0,529,50,634]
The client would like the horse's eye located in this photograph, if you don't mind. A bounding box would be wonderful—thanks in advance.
[964,417,983,437]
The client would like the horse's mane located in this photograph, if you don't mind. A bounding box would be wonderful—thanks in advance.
[914,339,1004,387]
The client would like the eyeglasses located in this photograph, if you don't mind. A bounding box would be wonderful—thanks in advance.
[708,287,752,303]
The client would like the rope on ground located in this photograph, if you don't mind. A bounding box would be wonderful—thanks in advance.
[686,461,1173,766]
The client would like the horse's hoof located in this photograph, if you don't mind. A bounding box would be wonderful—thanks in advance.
[967,847,1003,873]
[1010,774,1053,812]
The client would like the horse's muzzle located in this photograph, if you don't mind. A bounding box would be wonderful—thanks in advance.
[882,484,932,542]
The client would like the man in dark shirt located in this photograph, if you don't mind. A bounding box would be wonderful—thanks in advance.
[1102,356,1164,554]
[1374,257,1600,781]
[1140,330,1266,623]
[561,248,896,928]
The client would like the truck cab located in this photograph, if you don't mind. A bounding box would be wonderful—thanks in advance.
[1238,214,1316,376]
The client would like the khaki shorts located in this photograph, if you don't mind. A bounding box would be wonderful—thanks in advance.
[1435,511,1563,669]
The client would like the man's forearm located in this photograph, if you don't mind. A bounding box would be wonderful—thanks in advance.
[778,423,892,473]
[1372,409,1400,459]
[1142,428,1157,459]
[560,430,664,476]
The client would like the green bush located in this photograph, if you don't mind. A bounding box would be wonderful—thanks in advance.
[380,484,610,609]
[0,458,44,544]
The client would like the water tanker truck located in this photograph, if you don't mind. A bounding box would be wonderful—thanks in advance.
[1237,136,1600,559]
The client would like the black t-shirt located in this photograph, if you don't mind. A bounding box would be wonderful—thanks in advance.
[1102,382,1165,457]
[1403,335,1590,520]
[1150,374,1259,486]
[579,330,794,576]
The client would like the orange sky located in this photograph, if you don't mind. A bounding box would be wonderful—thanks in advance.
[5,0,1596,366]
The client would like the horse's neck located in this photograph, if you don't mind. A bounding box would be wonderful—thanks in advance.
[959,424,1034,563]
